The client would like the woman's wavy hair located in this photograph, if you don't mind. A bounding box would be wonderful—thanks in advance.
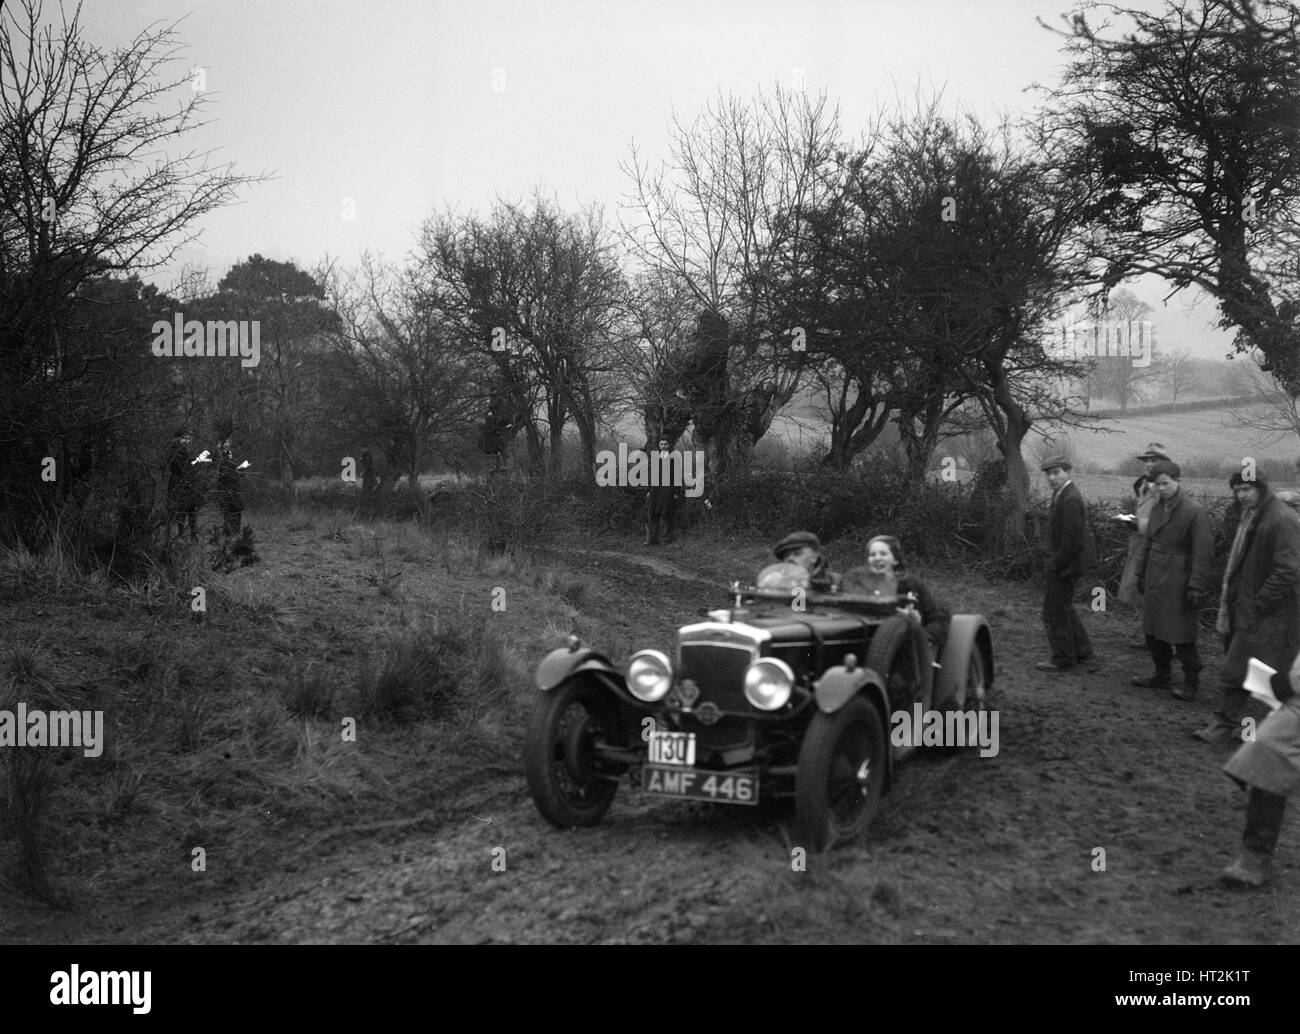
[866,534,907,574]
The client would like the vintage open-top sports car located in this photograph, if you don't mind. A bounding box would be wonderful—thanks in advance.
[523,581,994,849]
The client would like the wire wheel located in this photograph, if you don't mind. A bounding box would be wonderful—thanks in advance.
[795,696,887,851]
[524,679,619,828]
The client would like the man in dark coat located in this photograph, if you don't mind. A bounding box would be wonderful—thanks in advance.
[216,435,245,536]
[1194,469,1300,743]
[1129,460,1213,699]
[1118,442,1170,648]
[165,428,201,540]
[360,447,379,502]
[481,405,512,473]
[645,439,684,545]
[1036,455,1094,672]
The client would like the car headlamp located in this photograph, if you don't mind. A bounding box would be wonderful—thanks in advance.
[744,657,795,711]
[627,650,673,702]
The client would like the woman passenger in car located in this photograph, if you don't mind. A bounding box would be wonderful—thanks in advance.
[844,535,950,652]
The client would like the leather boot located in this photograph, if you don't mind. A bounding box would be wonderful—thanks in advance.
[1130,670,1170,689]
[1220,848,1272,888]
[1173,668,1200,702]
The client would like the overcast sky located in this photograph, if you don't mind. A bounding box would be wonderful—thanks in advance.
[78,0,1240,361]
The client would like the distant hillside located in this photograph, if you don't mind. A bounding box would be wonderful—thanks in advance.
[1029,401,1298,475]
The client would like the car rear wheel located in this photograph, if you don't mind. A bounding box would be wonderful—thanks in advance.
[524,678,620,828]
[866,615,921,710]
[794,696,887,851]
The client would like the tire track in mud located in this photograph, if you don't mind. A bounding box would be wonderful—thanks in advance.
[122,538,1300,944]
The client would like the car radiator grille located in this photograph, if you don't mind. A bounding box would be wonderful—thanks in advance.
[674,642,761,754]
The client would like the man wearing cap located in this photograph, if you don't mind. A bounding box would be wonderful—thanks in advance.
[1129,460,1213,700]
[1117,443,1170,646]
[1194,469,1300,743]
[758,531,841,591]
[1036,455,1094,672]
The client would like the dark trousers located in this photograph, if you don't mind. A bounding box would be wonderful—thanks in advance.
[1214,632,1280,727]
[1243,787,1287,855]
[222,506,242,536]
[1146,637,1202,677]
[1042,571,1092,666]
[171,505,198,541]
[646,512,674,545]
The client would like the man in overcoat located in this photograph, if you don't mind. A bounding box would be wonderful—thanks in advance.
[216,435,245,537]
[1129,460,1213,700]
[1194,469,1300,743]
[1118,443,1170,648]
[1036,455,1094,672]
[645,438,682,545]
[1219,651,1300,887]
[165,428,202,541]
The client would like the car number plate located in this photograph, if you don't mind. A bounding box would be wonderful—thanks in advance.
[647,730,695,766]
[641,766,759,806]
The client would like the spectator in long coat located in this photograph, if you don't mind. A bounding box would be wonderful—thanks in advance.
[216,436,245,536]
[360,447,379,501]
[165,428,201,540]
[1036,455,1094,672]
[645,438,681,545]
[1129,460,1213,700]
[1194,470,1300,743]
[1118,443,1170,646]
[480,405,512,473]
[1219,650,1300,887]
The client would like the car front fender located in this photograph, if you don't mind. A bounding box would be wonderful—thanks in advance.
[812,665,888,716]
[535,646,622,692]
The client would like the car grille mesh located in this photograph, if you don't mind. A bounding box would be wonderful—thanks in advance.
[678,642,754,717]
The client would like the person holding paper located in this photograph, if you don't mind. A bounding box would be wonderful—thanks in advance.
[1194,469,1300,743]
[1219,653,1300,887]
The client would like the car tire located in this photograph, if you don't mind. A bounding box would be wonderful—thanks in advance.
[794,696,888,851]
[866,615,920,711]
[524,678,619,828]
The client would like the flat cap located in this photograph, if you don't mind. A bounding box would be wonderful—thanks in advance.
[773,530,821,559]
[1136,441,1170,461]
[1229,469,1269,489]
[1040,454,1073,472]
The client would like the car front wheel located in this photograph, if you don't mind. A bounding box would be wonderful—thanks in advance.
[794,696,887,851]
[524,678,620,828]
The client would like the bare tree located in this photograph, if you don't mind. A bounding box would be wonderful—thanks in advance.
[1153,346,1202,405]
[1227,352,1300,445]
[1038,0,1300,391]
[321,254,480,486]
[0,0,259,542]
[620,85,842,473]
[1081,289,1159,413]
[418,193,626,478]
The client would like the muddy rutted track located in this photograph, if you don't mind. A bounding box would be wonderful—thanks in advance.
[132,539,1296,943]
[16,527,1299,945]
